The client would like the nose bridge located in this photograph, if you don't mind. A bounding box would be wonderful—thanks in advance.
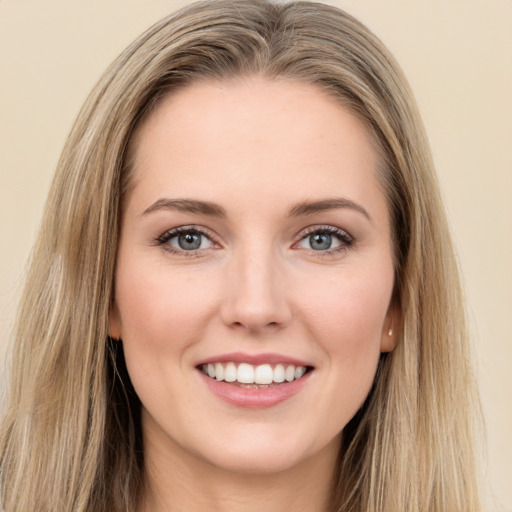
[222,239,290,331]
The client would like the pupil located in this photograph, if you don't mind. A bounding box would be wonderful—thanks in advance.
[310,233,332,250]
[178,232,201,250]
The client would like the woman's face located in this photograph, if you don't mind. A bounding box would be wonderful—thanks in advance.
[111,78,398,476]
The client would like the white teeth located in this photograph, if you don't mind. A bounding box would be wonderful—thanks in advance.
[224,362,237,382]
[237,363,255,383]
[254,364,273,385]
[274,364,285,383]
[295,366,306,379]
[215,362,224,381]
[285,365,295,382]
[201,362,309,384]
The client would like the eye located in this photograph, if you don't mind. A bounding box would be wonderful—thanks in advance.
[306,232,338,251]
[172,231,208,251]
[156,226,216,254]
[295,226,353,254]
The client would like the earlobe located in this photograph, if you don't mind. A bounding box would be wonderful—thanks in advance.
[109,302,122,340]
[380,301,401,353]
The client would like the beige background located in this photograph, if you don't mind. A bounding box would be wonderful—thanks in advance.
[1,0,511,509]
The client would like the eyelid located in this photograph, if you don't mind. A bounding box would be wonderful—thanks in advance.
[154,223,354,258]
[292,224,354,256]
[295,224,353,242]
[155,225,222,255]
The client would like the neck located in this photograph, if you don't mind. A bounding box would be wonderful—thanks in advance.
[139,428,340,512]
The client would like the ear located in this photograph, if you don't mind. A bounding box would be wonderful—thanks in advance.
[380,299,401,353]
[109,301,122,340]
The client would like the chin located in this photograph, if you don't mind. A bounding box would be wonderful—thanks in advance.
[210,450,302,475]
[189,428,341,476]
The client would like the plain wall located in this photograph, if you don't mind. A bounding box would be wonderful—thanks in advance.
[1,1,511,509]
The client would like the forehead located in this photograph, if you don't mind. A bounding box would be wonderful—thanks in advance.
[125,77,386,219]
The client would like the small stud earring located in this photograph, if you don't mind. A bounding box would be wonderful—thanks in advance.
[388,328,393,336]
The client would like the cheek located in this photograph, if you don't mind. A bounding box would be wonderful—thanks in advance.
[300,268,390,335]
[113,258,224,400]
[116,259,218,344]
[114,259,222,408]
[295,266,392,380]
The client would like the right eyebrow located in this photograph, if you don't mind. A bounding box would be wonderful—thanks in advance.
[288,197,373,224]
[141,198,227,218]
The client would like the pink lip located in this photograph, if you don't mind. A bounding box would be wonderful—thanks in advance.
[196,352,312,367]
[198,370,312,409]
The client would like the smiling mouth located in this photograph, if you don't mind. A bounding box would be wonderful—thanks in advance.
[198,362,313,388]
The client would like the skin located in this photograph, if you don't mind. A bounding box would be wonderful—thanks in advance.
[110,77,399,512]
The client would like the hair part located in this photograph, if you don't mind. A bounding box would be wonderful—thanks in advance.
[0,1,482,511]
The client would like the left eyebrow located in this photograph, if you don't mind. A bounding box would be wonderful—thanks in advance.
[142,198,227,218]
[288,198,373,223]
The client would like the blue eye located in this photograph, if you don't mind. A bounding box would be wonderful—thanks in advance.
[296,227,353,253]
[309,232,335,250]
[157,227,215,253]
[175,232,203,250]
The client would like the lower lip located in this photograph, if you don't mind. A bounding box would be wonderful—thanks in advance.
[198,370,312,409]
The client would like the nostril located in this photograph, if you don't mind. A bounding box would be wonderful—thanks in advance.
[229,320,282,332]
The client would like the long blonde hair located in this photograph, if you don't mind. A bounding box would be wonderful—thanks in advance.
[0,1,482,510]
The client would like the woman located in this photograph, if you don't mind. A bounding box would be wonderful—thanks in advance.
[0,1,482,511]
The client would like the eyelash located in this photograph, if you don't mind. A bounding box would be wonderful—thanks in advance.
[155,226,219,258]
[155,224,354,258]
[295,225,354,258]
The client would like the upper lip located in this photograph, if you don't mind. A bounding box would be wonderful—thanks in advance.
[195,352,313,368]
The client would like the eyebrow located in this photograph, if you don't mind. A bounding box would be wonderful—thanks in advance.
[288,198,372,223]
[142,198,227,217]
[142,196,372,222]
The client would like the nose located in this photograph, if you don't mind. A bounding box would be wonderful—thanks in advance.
[220,246,292,334]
